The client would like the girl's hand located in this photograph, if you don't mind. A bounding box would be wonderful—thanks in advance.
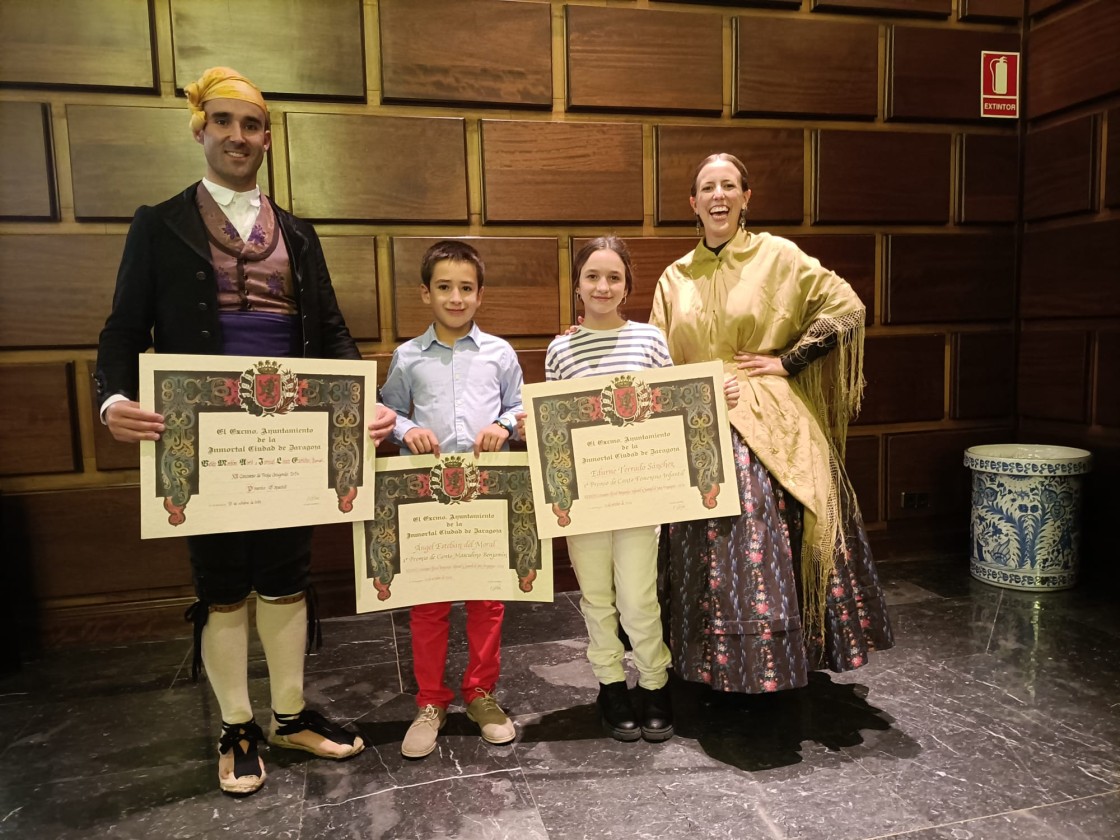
[723,374,740,410]
[734,352,788,377]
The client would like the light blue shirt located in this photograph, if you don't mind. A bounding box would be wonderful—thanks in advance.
[381,323,524,455]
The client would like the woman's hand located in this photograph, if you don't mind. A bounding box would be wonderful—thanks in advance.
[734,352,788,378]
[722,374,740,410]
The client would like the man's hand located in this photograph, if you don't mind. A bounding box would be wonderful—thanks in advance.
[105,400,164,443]
[404,427,441,457]
[473,423,509,458]
[734,352,788,377]
[515,411,527,439]
[367,404,397,447]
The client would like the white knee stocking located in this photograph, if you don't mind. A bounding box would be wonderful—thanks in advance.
[256,594,307,716]
[201,601,252,724]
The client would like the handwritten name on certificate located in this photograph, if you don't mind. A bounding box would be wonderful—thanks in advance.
[522,360,741,539]
[138,353,378,538]
[353,453,553,613]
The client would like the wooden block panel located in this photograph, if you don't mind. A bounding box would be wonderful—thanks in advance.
[10,487,190,598]
[1024,116,1098,221]
[735,16,878,119]
[959,0,1023,21]
[379,0,550,108]
[1021,220,1120,318]
[660,0,801,6]
[888,27,1020,122]
[655,125,804,225]
[567,6,721,114]
[0,0,155,90]
[1098,331,1120,428]
[844,435,881,524]
[952,332,1015,419]
[287,113,467,222]
[856,334,945,425]
[85,361,139,471]
[784,235,876,325]
[67,105,220,221]
[391,237,559,339]
[481,121,643,224]
[812,0,950,16]
[0,102,56,220]
[1018,330,1089,423]
[518,349,548,386]
[1108,109,1120,208]
[572,237,695,326]
[886,427,1009,520]
[1028,0,1120,119]
[959,133,1018,223]
[885,234,1015,324]
[0,234,125,347]
[1028,0,1068,15]
[320,237,378,342]
[170,0,364,98]
[815,131,951,224]
[0,363,78,476]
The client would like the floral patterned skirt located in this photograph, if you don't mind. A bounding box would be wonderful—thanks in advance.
[661,429,893,693]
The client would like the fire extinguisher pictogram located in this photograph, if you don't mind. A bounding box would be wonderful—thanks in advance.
[990,56,1008,95]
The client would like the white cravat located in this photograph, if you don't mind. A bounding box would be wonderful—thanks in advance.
[201,178,262,243]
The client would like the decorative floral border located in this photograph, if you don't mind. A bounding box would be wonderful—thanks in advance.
[152,368,367,525]
[361,460,542,602]
[534,374,725,527]
[970,564,1077,590]
[963,453,1091,476]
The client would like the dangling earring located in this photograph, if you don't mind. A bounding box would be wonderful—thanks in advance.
[739,206,748,230]
[695,215,702,235]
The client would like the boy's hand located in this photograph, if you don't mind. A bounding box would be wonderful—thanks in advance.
[515,411,527,439]
[723,374,740,410]
[105,400,164,443]
[404,427,441,458]
[473,423,509,458]
[367,404,396,446]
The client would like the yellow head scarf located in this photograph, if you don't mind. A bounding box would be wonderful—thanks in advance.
[185,67,268,135]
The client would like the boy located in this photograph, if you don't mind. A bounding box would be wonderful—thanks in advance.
[380,240,524,758]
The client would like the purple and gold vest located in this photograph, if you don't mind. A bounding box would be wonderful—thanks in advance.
[195,187,299,357]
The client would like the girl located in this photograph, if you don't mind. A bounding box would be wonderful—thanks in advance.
[527,236,739,742]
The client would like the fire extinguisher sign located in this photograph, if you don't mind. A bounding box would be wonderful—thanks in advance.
[981,51,1020,118]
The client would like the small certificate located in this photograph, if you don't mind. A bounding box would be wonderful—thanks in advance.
[138,353,378,538]
[353,452,553,613]
[522,360,741,538]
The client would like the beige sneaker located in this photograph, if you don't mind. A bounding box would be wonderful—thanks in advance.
[401,704,447,759]
[466,693,516,745]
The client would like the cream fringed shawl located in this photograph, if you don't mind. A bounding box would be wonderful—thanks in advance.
[648,230,866,646]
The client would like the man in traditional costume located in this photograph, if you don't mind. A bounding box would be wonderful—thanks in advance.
[95,67,394,795]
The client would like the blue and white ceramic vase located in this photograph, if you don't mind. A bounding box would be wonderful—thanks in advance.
[964,444,1092,591]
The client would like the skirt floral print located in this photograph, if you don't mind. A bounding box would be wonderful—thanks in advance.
[662,430,893,694]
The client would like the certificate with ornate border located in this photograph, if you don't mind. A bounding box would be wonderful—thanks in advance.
[522,360,740,538]
[353,452,553,613]
[138,353,378,538]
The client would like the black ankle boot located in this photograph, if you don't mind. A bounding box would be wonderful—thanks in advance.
[597,682,640,742]
[637,685,674,742]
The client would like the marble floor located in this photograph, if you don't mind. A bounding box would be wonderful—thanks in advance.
[1,556,1118,840]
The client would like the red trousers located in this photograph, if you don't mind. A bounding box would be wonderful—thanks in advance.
[410,600,504,709]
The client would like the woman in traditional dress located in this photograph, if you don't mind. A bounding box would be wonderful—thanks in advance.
[650,152,893,694]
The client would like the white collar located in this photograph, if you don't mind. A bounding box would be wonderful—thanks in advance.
[201,177,261,208]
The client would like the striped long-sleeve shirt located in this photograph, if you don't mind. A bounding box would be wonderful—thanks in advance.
[545,321,673,382]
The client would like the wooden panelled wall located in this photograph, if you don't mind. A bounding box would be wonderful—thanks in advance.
[1020,0,1120,589]
[0,0,1077,648]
